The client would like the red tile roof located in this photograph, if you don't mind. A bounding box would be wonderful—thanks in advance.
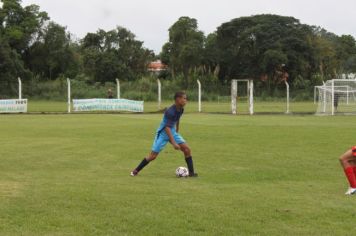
[148,60,168,72]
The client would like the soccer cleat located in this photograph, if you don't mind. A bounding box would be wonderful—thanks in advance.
[188,172,198,177]
[130,170,138,177]
[345,187,356,195]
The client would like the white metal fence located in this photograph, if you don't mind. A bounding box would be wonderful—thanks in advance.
[0,77,309,114]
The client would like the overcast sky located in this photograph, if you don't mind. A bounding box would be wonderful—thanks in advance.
[21,0,356,53]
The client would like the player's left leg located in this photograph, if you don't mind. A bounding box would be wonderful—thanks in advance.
[174,133,198,177]
[179,143,197,177]
[339,147,356,195]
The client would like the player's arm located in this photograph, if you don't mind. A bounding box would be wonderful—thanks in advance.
[165,126,180,150]
[176,120,180,133]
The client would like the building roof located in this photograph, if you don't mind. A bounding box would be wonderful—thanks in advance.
[148,60,168,72]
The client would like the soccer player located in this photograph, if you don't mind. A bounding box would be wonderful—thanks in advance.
[107,88,114,99]
[130,91,198,177]
[339,146,356,195]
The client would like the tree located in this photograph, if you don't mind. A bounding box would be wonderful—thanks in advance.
[0,34,30,97]
[0,0,48,54]
[215,14,316,92]
[202,33,219,75]
[81,27,154,83]
[0,0,47,95]
[310,28,339,80]
[163,17,204,88]
[25,22,80,80]
[336,35,356,73]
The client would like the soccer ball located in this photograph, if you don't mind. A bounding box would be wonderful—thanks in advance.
[175,167,189,177]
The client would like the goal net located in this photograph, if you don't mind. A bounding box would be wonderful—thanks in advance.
[316,79,356,115]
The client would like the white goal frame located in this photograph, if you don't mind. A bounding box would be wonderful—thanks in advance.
[231,79,254,115]
[316,79,356,115]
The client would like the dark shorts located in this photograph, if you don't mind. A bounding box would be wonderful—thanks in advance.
[352,146,356,157]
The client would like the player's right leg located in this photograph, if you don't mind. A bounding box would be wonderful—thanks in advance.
[130,132,168,176]
[339,147,356,195]
[131,151,159,176]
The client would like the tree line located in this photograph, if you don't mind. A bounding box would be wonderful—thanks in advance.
[1,0,356,97]
[162,15,356,94]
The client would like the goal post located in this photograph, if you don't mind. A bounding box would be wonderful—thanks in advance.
[316,79,356,115]
[231,79,254,115]
[249,80,254,115]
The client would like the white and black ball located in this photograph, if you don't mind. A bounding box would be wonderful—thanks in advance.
[175,167,189,177]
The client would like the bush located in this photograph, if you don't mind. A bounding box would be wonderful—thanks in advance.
[24,77,67,100]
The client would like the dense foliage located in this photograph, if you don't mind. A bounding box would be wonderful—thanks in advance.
[1,0,356,98]
[0,0,154,97]
[161,15,356,93]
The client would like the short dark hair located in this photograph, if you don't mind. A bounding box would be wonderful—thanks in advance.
[174,91,186,100]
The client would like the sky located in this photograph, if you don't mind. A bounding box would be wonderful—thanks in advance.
[21,0,356,53]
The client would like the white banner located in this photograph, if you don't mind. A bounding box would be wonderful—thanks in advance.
[0,99,28,113]
[73,99,144,113]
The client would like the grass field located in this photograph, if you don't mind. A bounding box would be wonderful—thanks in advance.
[1,112,356,235]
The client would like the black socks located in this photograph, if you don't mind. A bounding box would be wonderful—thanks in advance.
[185,156,194,174]
[135,158,149,172]
[135,157,195,175]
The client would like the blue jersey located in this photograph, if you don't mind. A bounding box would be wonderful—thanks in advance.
[157,105,184,133]
[152,104,186,153]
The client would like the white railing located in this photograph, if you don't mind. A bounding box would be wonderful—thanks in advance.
[18,77,22,100]
[157,79,161,110]
[67,78,71,113]
[197,80,202,113]
[116,79,120,99]
[285,81,290,114]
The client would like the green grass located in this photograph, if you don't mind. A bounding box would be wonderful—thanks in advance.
[27,100,317,114]
[1,113,356,235]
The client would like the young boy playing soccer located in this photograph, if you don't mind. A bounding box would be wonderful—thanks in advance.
[130,91,198,177]
[339,146,356,195]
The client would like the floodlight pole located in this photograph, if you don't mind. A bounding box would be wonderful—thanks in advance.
[197,80,202,112]
[116,78,120,99]
[285,81,290,114]
[67,78,71,113]
[18,77,22,100]
[157,79,161,110]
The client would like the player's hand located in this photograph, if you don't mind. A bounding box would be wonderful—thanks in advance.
[172,143,181,150]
